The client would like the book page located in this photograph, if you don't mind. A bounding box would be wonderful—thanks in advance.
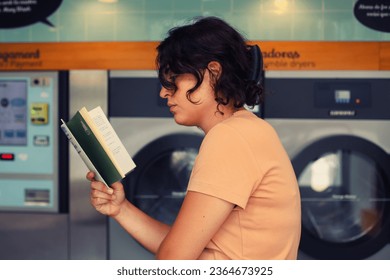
[78,107,120,173]
[88,106,136,175]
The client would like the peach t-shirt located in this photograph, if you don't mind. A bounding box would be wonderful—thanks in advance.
[187,110,301,259]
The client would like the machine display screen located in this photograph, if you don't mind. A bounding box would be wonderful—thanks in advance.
[0,80,28,146]
[334,90,351,104]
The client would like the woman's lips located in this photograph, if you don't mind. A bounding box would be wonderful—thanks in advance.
[168,103,176,112]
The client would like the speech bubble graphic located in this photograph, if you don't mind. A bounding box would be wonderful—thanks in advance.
[0,0,63,29]
[354,0,390,33]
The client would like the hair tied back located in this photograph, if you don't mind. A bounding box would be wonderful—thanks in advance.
[248,44,264,86]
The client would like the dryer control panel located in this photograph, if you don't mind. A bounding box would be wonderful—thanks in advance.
[0,72,63,212]
[264,71,390,120]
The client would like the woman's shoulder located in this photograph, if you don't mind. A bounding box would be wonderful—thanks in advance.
[221,109,275,133]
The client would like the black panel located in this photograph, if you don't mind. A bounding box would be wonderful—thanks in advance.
[109,77,171,118]
[58,71,69,213]
[264,78,390,119]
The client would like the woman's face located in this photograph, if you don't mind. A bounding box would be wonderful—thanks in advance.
[159,70,218,130]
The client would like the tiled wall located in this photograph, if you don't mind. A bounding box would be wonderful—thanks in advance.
[0,0,389,42]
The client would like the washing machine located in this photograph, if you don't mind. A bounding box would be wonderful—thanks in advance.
[263,71,390,260]
[107,70,204,259]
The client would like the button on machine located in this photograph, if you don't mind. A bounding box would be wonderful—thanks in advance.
[30,103,49,125]
[0,153,14,160]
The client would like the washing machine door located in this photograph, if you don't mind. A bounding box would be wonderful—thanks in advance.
[293,135,390,260]
[123,133,203,225]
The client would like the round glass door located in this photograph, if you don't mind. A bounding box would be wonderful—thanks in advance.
[293,136,390,259]
[123,134,203,225]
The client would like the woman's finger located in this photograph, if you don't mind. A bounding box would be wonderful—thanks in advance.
[90,180,113,194]
[90,188,113,200]
[86,171,95,181]
[110,181,124,192]
[91,196,111,207]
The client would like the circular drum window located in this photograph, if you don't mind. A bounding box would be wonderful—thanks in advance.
[123,133,203,225]
[293,135,390,259]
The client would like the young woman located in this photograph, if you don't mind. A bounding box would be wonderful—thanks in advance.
[87,16,301,260]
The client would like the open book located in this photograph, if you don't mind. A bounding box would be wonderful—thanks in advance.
[61,106,136,186]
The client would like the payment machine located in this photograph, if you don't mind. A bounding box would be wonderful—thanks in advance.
[0,71,68,213]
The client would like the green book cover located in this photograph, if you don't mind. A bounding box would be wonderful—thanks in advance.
[66,111,122,185]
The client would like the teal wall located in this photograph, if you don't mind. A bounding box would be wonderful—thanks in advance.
[1,0,389,43]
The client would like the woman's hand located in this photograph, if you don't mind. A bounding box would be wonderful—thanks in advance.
[87,171,126,217]
[86,172,171,255]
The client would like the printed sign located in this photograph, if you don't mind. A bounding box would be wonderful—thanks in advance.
[262,48,316,70]
[0,0,63,28]
[0,42,388,71]
[354,0,390,32]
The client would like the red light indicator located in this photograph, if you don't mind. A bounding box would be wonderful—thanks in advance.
[0,153,14,160]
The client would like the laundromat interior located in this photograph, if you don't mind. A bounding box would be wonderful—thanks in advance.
[1,0,390,260]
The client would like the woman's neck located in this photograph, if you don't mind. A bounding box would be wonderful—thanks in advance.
[200,106,245,134]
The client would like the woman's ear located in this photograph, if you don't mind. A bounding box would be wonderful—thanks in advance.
[207,61,222,78]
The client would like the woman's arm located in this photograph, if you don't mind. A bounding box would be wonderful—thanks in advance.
[111,197,171,254]
[89,172,234,259]
[156,190,234,259]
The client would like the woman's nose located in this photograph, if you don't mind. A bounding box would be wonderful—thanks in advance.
[159,86,170,99]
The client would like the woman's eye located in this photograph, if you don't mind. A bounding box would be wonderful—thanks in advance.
[170,74,179,82]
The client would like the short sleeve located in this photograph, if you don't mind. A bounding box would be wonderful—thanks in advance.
[187,123,261,209]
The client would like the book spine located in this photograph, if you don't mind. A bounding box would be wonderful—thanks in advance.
[61,123,108,186]
[66,112,122,185]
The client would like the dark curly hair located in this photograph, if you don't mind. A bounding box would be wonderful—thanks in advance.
[156,16,263,114]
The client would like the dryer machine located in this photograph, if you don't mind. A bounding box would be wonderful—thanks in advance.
[107,71,204,259]
[264,71,390,260]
